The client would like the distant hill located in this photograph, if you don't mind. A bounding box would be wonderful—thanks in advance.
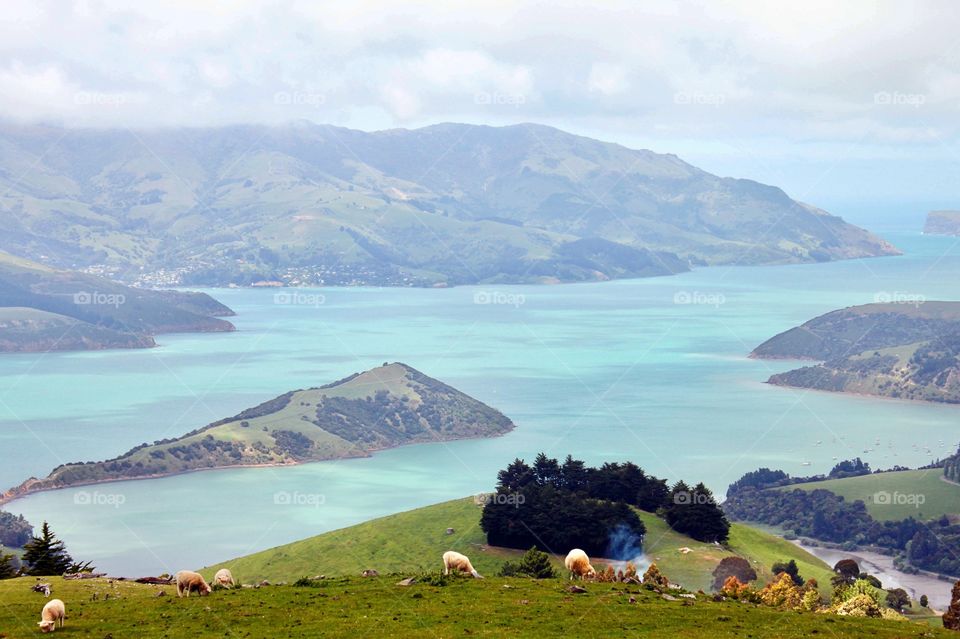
[925,210,960,236]
[751,302,960,403]
[0,122,898,287]
[1,363,514,501]
[205,497,832,594]
[775,469,960,522]
[0,250,235,353]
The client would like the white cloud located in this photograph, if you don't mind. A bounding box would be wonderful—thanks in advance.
[0,0,958,202]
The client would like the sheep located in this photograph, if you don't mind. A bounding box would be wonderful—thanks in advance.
[175,570,212,597]
[442,551,483,578]
[37,598,65,633]
[213,568,235,588]
[564,549,596,580]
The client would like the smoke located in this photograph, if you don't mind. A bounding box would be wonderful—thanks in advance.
[604,523,650,572]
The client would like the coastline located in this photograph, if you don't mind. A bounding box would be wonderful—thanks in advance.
[0,429,513,508]
[791,539,953,611]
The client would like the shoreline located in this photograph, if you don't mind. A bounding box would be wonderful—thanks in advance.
[790,539,953,611]
[765,378,960,408]
[0,430,512,508]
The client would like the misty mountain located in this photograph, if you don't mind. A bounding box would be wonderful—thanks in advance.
[0,121,898,286]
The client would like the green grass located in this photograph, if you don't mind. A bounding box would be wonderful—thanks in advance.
[639,512,833,595]
[779,469,960,521]
[208,498,833,596]
[0,574,949,639]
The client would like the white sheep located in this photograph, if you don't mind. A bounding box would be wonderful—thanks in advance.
[564,548,596,580]
[442,550,483,578]
[175,570,212,597]
[213,568,235,588]
[37,598,65,633]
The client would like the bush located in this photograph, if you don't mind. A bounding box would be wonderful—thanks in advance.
[712,557,757,591]
[499,547,557,579]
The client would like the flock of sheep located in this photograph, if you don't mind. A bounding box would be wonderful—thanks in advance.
[34,550,596,632]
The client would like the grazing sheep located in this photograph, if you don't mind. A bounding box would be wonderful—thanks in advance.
[37,598,65,633]
[174,570,212,597]
[564,549,596,580]
[442,551,483,578]
[213,568,235,588]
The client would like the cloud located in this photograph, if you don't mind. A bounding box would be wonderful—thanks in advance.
[0,0,957,202]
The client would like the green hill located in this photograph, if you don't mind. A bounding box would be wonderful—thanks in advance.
[777,469,960,521]
[752,302,960,403]
[206,497,833,594]
[0,573,945,639]
[1,364,513,502]
[0,249,235,353]
[0,122,898,287]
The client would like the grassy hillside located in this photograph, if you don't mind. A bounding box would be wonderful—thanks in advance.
[0,574,946,639]
[0,249,235,353]
[1,364,513,502]
[778,469,960,521]
[206,498,833,595]
[0,122,897,287]
[753,302,960,403]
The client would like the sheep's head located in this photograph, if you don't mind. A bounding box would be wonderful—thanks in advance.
[38,620,55,632]
[201,583,212,595]
[585,566,597,579]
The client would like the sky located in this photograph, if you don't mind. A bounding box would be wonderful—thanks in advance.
[1,0,958,221]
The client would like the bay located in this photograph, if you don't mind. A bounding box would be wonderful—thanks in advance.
[2,230,959,575]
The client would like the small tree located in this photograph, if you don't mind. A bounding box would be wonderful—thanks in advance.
[642,563,670,590]
[712,556,757,591]
[832,559,860,587]
[771,559,803,587]
[22,522,73,576]
[499,547,558,579]
[0,552,18,579]
[885,588,911,612]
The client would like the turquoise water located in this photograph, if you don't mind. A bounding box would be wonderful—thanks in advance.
[2,231,960,575]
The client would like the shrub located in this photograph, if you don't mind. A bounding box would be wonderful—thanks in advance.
[712,556,757,591]
[503,547,558,579]
[642,563,670,590]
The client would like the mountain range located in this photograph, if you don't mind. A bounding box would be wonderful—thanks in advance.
[0,121,898,286]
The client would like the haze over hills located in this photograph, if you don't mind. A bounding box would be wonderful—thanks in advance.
[0,363,514,502]
[925,211,960,236]
[0,250,235,353]
[0,121,898,287]
[752,302,960,403]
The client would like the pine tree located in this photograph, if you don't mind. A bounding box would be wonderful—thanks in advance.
[0,552,17,579]
[22,522,73,576]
